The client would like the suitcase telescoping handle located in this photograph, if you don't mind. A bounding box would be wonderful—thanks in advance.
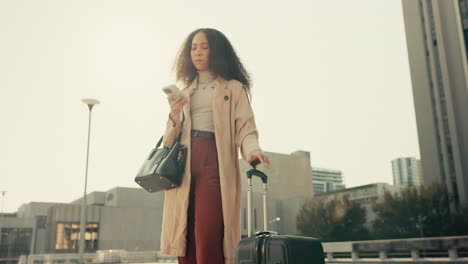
[246,169,268,237]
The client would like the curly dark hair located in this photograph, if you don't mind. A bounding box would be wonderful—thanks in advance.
[173,28,252,96]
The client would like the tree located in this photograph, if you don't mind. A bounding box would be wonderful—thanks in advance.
[452,203,468,234]
[296,196,370,242]
[371,182,468,239]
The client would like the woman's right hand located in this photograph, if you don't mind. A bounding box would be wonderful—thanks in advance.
[167,93,189,118]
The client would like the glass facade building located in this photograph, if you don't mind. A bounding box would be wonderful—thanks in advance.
[460,0,468,53]
[0,227,32,263]
[391,157,422,187]
[54,223,98,251]
[312,167,346,194]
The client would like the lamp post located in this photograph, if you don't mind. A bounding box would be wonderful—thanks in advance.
[416,215,427,238]
[79,98,100,264]
[417,215,428,258]
[268,217,281,231]
[0,191,6,248]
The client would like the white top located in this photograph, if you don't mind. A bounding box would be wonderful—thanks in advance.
[190,70,216,132]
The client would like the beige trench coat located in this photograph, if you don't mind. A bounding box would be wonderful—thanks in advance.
[159,76,261,264]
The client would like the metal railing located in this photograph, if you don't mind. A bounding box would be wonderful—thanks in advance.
[323,236,468,263]
[16,236,468,264]
[18,251,177,264]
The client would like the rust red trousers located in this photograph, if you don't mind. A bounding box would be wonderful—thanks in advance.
[178,136,224,264]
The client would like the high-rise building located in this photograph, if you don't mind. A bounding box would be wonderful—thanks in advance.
[391,157,423,187]
[311,167,345,194]
[402,0,468,206]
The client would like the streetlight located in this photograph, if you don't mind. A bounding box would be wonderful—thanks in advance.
[268,217,281,231]
[268,217,281,223]
[0,191,6,247]
[416,215,427,238]
[79,98,100,264]
[417,214,428,258]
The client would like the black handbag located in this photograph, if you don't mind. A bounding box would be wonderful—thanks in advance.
[135,113,187,192]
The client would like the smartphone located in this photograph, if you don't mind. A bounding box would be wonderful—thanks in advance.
[162,84,182,100]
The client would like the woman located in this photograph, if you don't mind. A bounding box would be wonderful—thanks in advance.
[160,28,271,264]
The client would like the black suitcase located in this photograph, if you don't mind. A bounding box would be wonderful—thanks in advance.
[235,169,325,264]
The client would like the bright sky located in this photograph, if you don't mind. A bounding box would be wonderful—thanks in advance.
[0,0,419,213]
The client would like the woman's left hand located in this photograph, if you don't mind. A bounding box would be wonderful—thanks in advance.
[248,151,271,169]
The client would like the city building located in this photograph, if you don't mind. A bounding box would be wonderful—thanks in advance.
[0,211,33,263]
[314,183,404,226]
[0,150,314,261]
[402,0,468,207]
[311,167,346,194]
[1,188,165,258]
[391,157,423,187]
[239,150,314,236]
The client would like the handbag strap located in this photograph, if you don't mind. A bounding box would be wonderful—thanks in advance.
[156,111,186,149]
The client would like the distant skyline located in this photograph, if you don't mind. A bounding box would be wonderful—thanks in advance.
[0,0,419,212]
